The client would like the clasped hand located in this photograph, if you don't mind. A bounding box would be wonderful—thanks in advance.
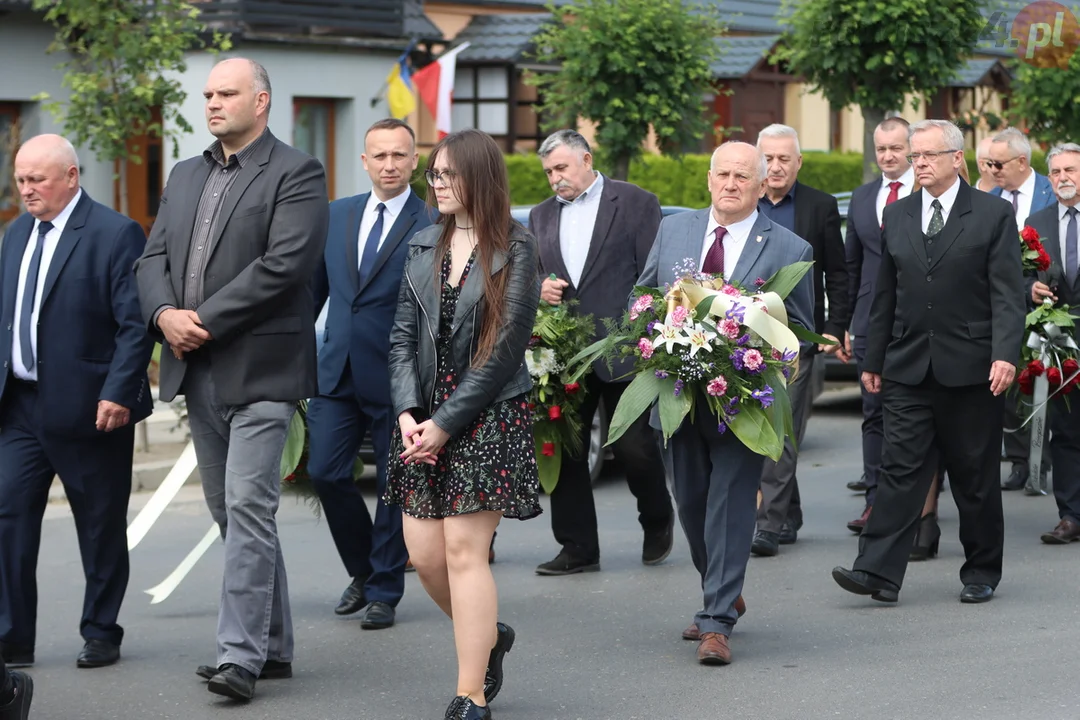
[159,308,212,358]
[819,331,852,363]
[398,412,450,466]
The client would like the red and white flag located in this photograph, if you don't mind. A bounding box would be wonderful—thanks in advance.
[412,42,471,139]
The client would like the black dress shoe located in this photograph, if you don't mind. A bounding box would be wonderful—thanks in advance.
[207,663,257,701]
[847,476,869,492]
[778,521,798,545]
[535,551,600,576]
[359,601,396,630]
[196,659,292,681]
[77,639,120,668]
[0,643,33,669]
[960,583,994,603]
[445,695,492,719]
[1002,465,1028,491]
[831,566,899,602]
[909,512,941,561]
[484,622,515,703]
[642,515,675,565]
[750,530,779,557]
[334,576,368,616]
[0,669,32,720]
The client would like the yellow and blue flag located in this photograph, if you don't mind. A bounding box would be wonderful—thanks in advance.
[386,45,416,119]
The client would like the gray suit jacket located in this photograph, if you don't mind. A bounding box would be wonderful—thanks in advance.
[135,130,330,404]
[636,208,815,430]
[530,177,661,381]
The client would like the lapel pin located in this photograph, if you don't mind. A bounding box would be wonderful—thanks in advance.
[755,235,762,243]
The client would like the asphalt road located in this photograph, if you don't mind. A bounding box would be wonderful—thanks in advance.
[26,399,1080,719]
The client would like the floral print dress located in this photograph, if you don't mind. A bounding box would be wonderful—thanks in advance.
[384,250,542,521]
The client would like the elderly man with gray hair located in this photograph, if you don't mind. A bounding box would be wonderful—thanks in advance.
[529,129,676,577]
[1025,142,1080,544]
[833,119,1025,606]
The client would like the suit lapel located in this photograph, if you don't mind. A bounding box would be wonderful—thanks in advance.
[41,192,92,306]
[904,191,929,270]
[358,192,419,296]
[927,183,971,271]
[577,180,617,289]
[173,160,213,285]
[731,214,768,285]
[344,193,366,294]
[2,214,33,324]
[204,134,272,264]
[536,199,572,283]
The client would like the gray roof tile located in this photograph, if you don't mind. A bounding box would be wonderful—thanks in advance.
[711,34,779,78]
[454,12,551,63]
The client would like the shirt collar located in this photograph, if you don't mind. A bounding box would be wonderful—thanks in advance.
[367,186,412,217]
[1016,169,1037,198]
[204,128,268,168]
[923,175,962,214]
[1059,202,1080,220]
[556,172,603,206]
[33,188,82,236]
[882,166,915,190]
[707,208,760,243]
[761,182,796,208]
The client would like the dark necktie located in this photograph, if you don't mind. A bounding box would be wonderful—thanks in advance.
[927,199,944,237]
[1066,206,1078,285]
[702,225,727,276]
[1012,190,1020,215]
[20,221,53,371]
[881,181,902,229]
[358,202,386,286]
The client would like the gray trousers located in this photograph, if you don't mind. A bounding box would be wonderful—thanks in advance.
[756,349,816,533]
[668,414,764,637]
[183,361,296,676]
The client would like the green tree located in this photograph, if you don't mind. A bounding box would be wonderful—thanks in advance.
[774,0,984,182]
[526,0,725,181]
[1007,56,1080,146]
[32,0,231,214]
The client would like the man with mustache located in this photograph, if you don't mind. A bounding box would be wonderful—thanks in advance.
[529,129,675,576]
[1025,142,1080,544]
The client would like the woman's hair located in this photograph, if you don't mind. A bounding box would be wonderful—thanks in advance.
[425,129,512,368]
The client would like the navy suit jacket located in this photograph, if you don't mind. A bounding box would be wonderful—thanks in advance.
[990,172,1055,224]
[312,189,434,406]
[0,193,153,437]
[845,178,887,338]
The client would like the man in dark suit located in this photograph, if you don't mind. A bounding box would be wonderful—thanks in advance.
[0,134,152,671]
[842,117,915,532]
[637,141,813,664]
[988,127,1056,491]
[0,656,32,718]
[833,119,1025,605]
[135,58,329,701]
[750,124,850,556]
[307,119,431,627]
[1026,142,1080,544]
[529,129,674,575]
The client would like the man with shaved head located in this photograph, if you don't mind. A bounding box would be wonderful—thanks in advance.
[634,141,814,665]
[0,133,153,671]
[135,57,329,701]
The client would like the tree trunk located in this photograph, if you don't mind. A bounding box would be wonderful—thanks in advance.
[611,152,631,182]
[118,162,129,217]
[862,106,887,184]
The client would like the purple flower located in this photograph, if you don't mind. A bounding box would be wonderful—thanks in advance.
[736,333,751,347]
[723,396,740,418]
[754,277,766,288]
[781,349,798,363]
[782,366,791,379]
[731,348,746,371]
[725,305,746,323]
[655,370,669,379]
[751,385,774,409]
[646,320,657,333]
[674,379,685,397]
[716,421,728,435]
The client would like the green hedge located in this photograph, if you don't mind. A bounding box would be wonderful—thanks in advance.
[411,149,1030,208]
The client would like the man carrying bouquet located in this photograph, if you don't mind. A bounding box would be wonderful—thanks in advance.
[1025,142,1080,545]
[530,130,676,576]
[635,141,814,665]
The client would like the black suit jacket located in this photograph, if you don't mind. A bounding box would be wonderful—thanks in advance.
[135,130,330,404]
[0,193,153,437]
[1027,203,1080,320]
[865,180,1025,386]
[844,178,887,338]
[792,181,850,340]
[530,177,661,381]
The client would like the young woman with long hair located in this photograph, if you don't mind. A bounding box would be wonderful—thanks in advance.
[385,128,542,720]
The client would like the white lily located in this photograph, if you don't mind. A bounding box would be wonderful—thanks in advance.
[651,320,690,354]
[686,323,717,358]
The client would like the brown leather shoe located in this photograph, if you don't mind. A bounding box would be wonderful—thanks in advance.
[682,596,746,640]
[697,632,732,665]
[1041,517,1080,544]
[847,505,872,534]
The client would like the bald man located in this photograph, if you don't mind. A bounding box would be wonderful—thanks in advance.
[0,134,153,670]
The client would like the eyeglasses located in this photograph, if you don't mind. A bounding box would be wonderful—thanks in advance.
[425,169,459,186]
[983,156,1020,171]
[906,150,962,164]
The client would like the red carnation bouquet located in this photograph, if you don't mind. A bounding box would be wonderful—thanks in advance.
[1020,225,1052,273]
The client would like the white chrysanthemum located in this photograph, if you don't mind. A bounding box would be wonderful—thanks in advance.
[525,347,560,377]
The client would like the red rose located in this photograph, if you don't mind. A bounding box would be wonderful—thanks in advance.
[1063,382,1076,395]
[1021,226,1040,243]
[564,382,581,394]
[548,405,562,420]
[1063,358,1079,379]
[1023,235,1041,251]
[1018,369,1035,395]
[1048,367,1062,386]
[1036,249,1052,271]
[541,442,555,456]
[1027,359,1046,376]
[528,402,536,410]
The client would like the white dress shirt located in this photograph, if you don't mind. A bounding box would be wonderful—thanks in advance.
[358,186,412,266]
[1008,170,1037,227]
[921,176,962,234]
[876,166,915,226]
[12,189,82,381]
[702,209,759,279]
[557,172,604,287]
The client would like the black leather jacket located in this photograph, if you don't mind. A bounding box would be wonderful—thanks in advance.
[388,222,540,438]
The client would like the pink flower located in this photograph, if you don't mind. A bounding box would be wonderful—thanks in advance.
[720,284,742,297]
[630,294,653,320]
[771,348,781,360]
[638,338,654,359]
[707,375,728,396]
[743,349,764,371]
[671,306,689,327]
[719,318,741,339]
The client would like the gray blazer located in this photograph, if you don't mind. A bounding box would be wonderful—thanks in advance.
[134,130,330,405]
[635,208,815,430]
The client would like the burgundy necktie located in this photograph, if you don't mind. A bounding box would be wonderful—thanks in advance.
[881,181,902,230]
[702,225,727,276]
